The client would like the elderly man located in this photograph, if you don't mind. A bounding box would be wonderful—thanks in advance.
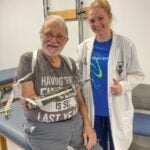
[16,15,101,150]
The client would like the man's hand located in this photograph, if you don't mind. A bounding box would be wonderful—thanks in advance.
[83,125,97,150]
[110,78,122,95]
[19,95,38,110]
[76,88,98,149]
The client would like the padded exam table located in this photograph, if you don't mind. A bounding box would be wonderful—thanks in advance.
[0,102,32,150]
[133,113,150,137]
[0,68,17,90]
[0,67,31,150]
[0,68,17,100]
[132,84,150,137]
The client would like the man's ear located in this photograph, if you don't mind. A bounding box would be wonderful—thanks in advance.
[64,38,69,44]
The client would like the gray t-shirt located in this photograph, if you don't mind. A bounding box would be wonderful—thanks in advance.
[17,50,79,122]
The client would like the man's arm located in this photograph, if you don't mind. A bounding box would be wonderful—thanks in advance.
[19,81,37,110]
[76,87,97,150]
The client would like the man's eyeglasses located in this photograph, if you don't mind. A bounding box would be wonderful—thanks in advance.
[43,32,67,42]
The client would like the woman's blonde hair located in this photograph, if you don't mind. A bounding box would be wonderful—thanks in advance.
[88,0,112,16]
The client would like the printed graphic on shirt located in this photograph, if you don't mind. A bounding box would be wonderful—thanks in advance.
[40,76,73,95]
[91,55,109,93]
[91,57,103,78]
[35,75,78,122]
[37,107,78,123]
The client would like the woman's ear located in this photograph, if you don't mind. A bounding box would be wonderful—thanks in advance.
[109,13,112,20]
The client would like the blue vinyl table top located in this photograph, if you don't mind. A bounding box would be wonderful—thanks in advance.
[133,112,150,137]
[0,102,31,149]
[0,68,17,86]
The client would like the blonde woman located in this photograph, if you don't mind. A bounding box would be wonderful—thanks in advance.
[77,0,145,149]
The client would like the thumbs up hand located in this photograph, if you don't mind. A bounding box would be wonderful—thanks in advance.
[110,78,122,95]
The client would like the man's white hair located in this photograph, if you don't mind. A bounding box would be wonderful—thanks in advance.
[40,15,68,37]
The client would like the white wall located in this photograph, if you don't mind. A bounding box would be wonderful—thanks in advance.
[0,0,150,83]
[0,0,44,70]
[109,0,150,84]
[49,0,150,83]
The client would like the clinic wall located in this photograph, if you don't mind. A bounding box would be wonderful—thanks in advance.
[49,0,150,83]
[108,0,150,83]
[0,0,44,70]
[0,0,150,83]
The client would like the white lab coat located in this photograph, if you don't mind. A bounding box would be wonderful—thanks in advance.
[76,32,145,150]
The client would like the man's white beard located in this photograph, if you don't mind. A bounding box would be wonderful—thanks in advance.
[42,47,63,57]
